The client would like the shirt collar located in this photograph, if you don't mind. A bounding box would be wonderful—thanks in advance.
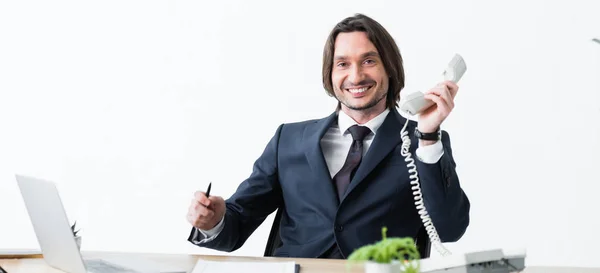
[337,108,390,136]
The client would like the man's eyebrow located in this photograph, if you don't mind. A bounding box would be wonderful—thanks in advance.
[333,51,380,61]
[361,51,380,58]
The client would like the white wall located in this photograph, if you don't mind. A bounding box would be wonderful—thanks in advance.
[1,0,599,268]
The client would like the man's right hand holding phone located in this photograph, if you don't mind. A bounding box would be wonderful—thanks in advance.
[187,190,225,231]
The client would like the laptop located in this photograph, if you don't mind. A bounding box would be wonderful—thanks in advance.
[15,174,186,273]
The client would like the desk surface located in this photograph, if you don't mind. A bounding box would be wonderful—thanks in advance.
[1,252,599,273]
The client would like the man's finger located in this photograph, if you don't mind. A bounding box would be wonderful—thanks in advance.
[199,210,215,222]
[427,86,453,108]
[424,93,449,116]
[187,213,197,226]
[191,198,201,209]
[443,81,459,98]
[196,205,214,218]
[425,86,447,97]
[438,87,454,110]
[194,191,211,207]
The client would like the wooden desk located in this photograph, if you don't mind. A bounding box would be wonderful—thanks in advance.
[1,252,599,273]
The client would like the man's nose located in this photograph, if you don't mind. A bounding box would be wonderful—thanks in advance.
[347,65,365,85]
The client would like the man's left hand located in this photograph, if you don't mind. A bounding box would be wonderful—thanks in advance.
[417,81,459,133]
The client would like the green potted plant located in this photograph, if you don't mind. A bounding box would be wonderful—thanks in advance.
[347,227,421,273]
[71,221,81,250]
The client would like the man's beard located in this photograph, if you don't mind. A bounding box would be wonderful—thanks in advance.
[337,78,386,111]
[337,87,387,110]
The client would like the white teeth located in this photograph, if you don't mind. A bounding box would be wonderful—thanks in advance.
[348,87,369,93]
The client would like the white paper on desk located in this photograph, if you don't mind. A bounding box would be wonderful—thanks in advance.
[0,249,42,256]
[191,260,296,273]
[99,257,187,273]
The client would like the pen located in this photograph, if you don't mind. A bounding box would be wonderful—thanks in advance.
[205,182,211,198]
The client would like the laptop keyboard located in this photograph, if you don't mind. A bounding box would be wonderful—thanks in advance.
[84,259,142,273]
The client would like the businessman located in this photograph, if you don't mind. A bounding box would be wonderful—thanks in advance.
[186,13,470,259]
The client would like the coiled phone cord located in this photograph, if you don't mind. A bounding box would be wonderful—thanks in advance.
[400,119,452,257]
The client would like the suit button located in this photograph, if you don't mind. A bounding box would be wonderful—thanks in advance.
[335,225,343,232]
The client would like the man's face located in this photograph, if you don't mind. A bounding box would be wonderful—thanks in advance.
[331,31,389,111]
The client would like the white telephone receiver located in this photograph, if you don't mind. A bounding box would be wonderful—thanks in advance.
[397,54,527,272]
[399,54,467,116]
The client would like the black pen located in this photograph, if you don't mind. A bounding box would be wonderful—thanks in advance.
[205,182,212,198]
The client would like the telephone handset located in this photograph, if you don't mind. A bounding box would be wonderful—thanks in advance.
[397,55,527,272]
[399,54,467,116]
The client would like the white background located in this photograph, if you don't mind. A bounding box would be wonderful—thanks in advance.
[1,0,599,268]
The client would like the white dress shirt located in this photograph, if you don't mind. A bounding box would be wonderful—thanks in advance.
[191,109,444,243]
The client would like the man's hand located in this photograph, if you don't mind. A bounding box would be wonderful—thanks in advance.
[418,80,459,136]
[187,191,225,231]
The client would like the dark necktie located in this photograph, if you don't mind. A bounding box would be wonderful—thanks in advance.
[333,125,372,200]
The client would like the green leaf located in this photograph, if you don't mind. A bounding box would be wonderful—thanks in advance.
[347,227,421,272]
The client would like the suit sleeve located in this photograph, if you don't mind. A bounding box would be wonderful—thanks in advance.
[415,130,470,242]
[187,124,284,252]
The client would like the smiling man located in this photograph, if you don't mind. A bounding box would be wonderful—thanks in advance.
[186,13,470,259]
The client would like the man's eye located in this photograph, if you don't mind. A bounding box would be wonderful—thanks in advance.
[364,59,376,65]
[336,62,347,67]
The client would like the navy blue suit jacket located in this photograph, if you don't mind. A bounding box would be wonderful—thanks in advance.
[188,108,470,258]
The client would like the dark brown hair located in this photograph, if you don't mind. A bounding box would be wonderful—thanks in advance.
[322,13,405,109]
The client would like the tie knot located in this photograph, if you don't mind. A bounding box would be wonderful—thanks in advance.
[347,125,371,141]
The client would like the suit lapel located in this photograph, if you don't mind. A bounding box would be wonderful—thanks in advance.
[341,108,409,201]
[303,111,339,208]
